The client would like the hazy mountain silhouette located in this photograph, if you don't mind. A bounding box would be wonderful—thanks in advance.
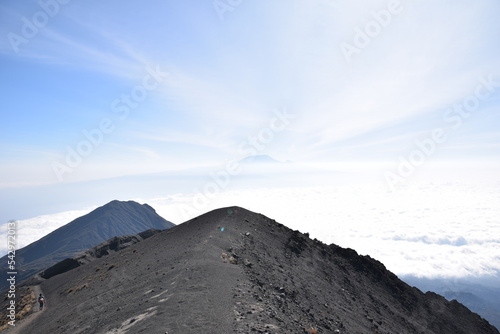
[7,207,498,334]
[403,276,500,330]
[238,154,283,165]
[0,200,173,290]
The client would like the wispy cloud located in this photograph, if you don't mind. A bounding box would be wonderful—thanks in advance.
[1,0,499,195]
[35,28,146,79]
[136,130,233,153]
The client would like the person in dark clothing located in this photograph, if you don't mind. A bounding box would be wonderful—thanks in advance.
[38,294,45,310]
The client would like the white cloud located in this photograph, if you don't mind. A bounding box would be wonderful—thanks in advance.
[142,179,500,280]
[0,207,94,256]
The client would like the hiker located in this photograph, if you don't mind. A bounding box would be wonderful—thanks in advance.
[38,294,45,310]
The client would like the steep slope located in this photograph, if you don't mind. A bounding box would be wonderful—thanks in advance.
[0,229,164,331]
[9,207,498,334]
[38,228,163,280]
[403,276,500,331]
[0,200,174,290]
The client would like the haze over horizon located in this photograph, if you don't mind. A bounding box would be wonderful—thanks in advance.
[1,0,499,291]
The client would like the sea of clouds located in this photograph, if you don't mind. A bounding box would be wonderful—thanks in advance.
[0,208,95,255]
[2,181,499,281]
[145,181,500,280]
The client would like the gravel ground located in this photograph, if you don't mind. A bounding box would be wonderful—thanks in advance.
[6,207,499,334]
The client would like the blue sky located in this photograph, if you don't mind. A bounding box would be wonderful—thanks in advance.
[1,0,499,188]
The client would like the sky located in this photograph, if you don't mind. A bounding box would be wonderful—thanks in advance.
[0,1,499,281]
[1,0,499,187]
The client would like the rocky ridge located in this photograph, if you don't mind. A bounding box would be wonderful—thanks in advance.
[5,207,498,334]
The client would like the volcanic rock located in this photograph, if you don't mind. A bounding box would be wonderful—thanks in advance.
[0,200,173,290]
[8,207,498,334]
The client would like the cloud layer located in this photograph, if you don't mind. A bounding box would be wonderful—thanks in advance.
[144,181,500,280]
[2,178,498,280]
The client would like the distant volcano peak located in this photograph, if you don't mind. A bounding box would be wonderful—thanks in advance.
[238,155,282,164]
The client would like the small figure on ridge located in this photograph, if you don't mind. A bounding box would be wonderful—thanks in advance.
[38,293,45,310]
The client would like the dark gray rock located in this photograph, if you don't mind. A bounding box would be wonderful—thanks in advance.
[8,207,499,334]
[0,200,173,290]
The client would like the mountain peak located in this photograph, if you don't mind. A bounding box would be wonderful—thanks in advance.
[0,200,174,291]
[99,199,153,210]
[11,207,499,334]
[238,155,282,164]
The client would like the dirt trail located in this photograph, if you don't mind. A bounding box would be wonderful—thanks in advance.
[6,285,45,334]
